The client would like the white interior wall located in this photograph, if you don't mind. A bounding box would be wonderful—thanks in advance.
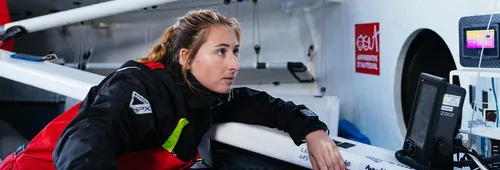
[11,3,351,125]
[340,0,500,151]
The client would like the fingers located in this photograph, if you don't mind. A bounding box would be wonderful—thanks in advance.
[311,146,343,170]
[310,155,320,170]
[312,153,329,170]
[334,147,346,170]
[328,145,345,170]
[322,153,335,170]
[327,147,339,170]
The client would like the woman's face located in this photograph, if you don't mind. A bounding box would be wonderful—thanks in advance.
[185,25,240,94]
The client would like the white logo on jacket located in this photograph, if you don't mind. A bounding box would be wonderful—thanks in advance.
[129,91,152,114]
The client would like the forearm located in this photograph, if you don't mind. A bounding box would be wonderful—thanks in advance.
[225,87,329,145]
[286,109,329,145]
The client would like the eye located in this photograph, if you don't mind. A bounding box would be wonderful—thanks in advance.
[233,49,239,57]
[216,49,226,56]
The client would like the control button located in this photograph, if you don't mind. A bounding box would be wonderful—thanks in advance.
[486,111,497,122]
[408,144,416,155]
[437,140,453,156]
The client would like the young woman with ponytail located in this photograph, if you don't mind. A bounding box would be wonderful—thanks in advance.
[0,9,345,170]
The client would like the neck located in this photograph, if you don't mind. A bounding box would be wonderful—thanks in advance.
[165,62,221,109]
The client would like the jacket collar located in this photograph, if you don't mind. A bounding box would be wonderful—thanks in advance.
[161,60,223,109]
[122,60,226,110]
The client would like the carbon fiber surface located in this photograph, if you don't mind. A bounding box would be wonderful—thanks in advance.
[210,141,309,170]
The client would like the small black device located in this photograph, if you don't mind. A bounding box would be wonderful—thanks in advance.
[401,73,466,169]
[299,108,319,120]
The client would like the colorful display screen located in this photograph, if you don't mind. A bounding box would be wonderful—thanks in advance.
[466,29,495,49]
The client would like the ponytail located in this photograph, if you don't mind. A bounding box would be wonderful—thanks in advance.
[137,26,175,62]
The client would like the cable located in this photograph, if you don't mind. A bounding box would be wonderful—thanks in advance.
[455,154,500,168]
[236,0,240,18]
[252,0,261,64]
[321,0,327,92]
[455,146,491,169]
[469,0,500,135]
[396,149,495,170]
[144,8,150,46]
[469,153,490,170]
[85,24,98,65]
[74,23,82,69]
[44,53,59,61]
[395,150,434,170]
[492,78,499,127]
[395,138,499,170]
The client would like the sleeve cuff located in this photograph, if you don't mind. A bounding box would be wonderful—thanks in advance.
[291,120,329,146]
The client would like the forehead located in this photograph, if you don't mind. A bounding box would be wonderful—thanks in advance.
[204,25,239,46]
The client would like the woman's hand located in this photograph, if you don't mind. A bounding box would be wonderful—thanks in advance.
[305,130,346,170]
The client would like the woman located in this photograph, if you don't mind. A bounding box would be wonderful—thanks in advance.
[0,9,345,170]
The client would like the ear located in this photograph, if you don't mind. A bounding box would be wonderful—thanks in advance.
[178,48,191,70]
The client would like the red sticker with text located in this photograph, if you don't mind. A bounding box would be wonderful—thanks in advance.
[355,22,380,76]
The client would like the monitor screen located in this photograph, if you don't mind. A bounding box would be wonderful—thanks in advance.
[466,29,495,49]
[409,83,438,148]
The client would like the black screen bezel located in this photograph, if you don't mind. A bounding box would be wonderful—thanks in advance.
[404,74,446,163]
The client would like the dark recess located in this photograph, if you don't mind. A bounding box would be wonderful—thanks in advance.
[401,29,457,128]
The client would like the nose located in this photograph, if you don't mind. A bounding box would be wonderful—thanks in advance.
[229,55,240,71]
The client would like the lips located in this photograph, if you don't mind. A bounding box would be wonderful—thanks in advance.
[223,77,235,83]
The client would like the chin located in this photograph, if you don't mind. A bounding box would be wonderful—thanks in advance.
[213,86,231,94]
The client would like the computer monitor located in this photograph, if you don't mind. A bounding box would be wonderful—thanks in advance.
[402,73,466,169]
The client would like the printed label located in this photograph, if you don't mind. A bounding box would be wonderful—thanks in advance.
[442,94,461,107]
[441,105,453,112]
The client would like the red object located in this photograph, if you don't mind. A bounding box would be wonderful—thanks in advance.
[0,0,14,51]
[0,62,197,170]
[143,62,165,69]
[355,22,380,76]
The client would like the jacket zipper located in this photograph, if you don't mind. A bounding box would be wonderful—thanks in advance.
[209,106,214,125]
[192,158,211,168]
[209,100,222,125]
[193,100,223,168]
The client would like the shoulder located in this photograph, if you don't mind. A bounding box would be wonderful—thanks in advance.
[89,60,168,105]
[89,61,169,114]
[101,60,164,88]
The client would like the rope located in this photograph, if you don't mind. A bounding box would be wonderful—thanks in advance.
[252,0,261,64]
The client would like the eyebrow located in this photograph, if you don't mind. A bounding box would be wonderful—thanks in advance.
[215,43,239,48]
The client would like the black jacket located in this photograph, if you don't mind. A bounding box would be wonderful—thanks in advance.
[52,60,329,169]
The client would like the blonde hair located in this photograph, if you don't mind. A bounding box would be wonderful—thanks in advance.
[137,9,242,90]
